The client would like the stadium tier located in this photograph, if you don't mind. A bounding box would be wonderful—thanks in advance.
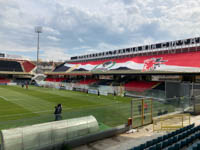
[0,77,10,84]
[78,79,98,85]
[124,81,160,92]
[48,47,200,75]
[0,59,35,73]
[45,77,67,82]
[44,37,200,76]
[129,124,200,150]
[0,59,36,84]
[53,63,70,72]
[0,60,23,72]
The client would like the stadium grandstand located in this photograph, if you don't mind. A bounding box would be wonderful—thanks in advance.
[0,57,36,85]
[0,52,62,85]
[129,123,200,150]
[44,37,200,99]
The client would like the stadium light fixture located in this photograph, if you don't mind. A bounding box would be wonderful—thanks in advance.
[35,26,43,73]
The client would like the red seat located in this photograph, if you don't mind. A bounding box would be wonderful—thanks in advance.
[124,81,159,92]
[45,78,67,82]
[0,77,10,83]
[78,79,98,85]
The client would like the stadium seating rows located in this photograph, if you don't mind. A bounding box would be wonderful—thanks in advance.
[78,79,98,85]
[45,77,68,82]
[95,80,113,86]
[124,81,160,92]
[53,63,70,72]
[22,61,35,72]
[187,141,200,150]
[0,77,10,83]
[0,60,23,72]
[129,123,200,150]
[44,77,164,94]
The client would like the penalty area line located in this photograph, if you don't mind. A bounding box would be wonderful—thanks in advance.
[0,96,9,101]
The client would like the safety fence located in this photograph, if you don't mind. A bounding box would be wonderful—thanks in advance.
[39,81,198,100]
[125,89,165,99]
[130,96,194,128]
[44,81,200,97]
[153,114,191,132]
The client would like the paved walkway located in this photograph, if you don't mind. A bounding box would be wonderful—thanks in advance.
[73,115,200,150]
[73,124,165,150]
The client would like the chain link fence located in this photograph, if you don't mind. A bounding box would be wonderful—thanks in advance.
[130,95,195,128]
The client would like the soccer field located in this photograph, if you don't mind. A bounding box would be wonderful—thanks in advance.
[0,85,133,130]
[0,85,175,130]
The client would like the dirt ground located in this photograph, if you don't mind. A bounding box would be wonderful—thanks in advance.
[73,115,200,150]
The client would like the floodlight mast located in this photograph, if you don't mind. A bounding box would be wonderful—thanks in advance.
[35,26,42,73]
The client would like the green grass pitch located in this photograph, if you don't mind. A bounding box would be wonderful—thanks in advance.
[0,85,175,130]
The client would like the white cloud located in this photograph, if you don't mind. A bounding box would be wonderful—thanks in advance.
[40,47,70,61]
[47,36,60,42]
[78,38,84,43]
[0,41,35,53]
[96,42,122,52]
[43,27,60,35]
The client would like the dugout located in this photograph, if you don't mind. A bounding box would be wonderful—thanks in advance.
[0,115,99,150]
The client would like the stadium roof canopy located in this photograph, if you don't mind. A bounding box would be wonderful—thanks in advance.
[45,70,200,76]
[0,71,34,75]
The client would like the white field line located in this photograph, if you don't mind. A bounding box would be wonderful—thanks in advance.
[0,96,9,101]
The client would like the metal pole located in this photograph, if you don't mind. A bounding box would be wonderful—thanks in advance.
[182,115,184,128]
[37,32,40,73]
[191,82,194,97]
[196,40,197,52]
[165,81,167,98]
[35,26,42,73]
[131,100,133,126]
[84,75,86,92]
[151,98,153,123]
[142,99,144,126]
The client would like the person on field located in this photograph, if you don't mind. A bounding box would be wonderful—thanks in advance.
[25,82,29,89]
[21,83,24,88]
[54,104,62,121]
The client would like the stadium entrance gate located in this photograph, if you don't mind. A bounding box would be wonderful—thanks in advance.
[131,98,153,128]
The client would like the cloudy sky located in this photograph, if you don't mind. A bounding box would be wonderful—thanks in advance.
[0,0,200,61]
